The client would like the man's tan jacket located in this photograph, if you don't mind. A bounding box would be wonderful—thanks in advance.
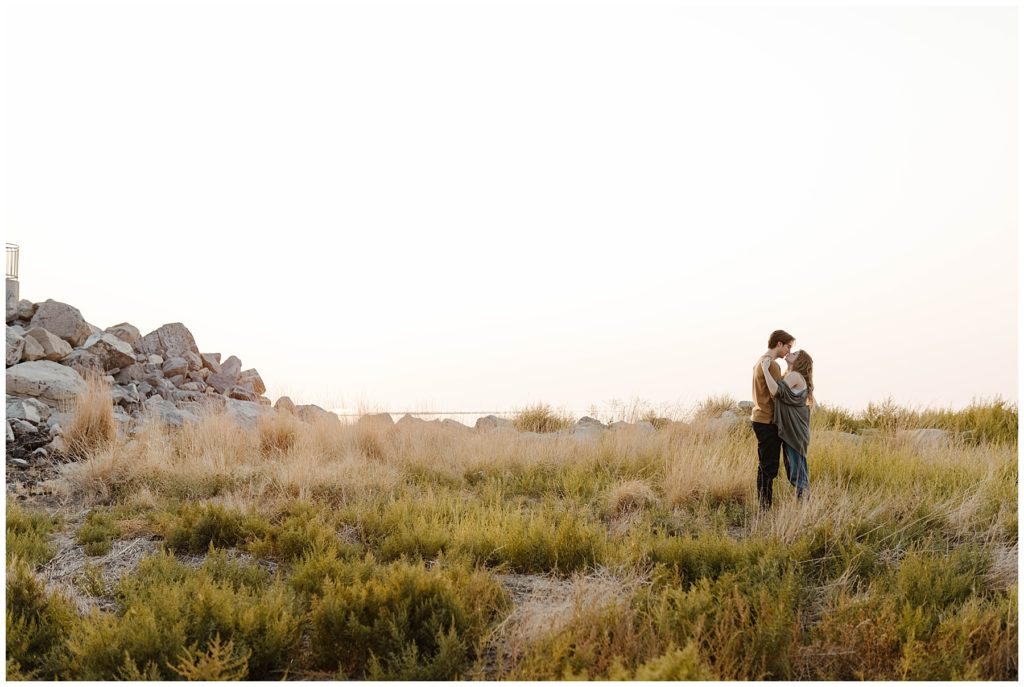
[751,358,783,424]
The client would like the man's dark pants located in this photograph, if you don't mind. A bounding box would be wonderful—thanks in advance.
[751,420,782,509]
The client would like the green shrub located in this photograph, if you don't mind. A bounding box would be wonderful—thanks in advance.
[6,504,58,567]
[77,510,122,557]
[157,503,269,554]
[6,557,79,680]
[70,551,301,680]
[309,558,508,679]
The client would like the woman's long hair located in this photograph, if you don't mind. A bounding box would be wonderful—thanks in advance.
[790,350,815,406]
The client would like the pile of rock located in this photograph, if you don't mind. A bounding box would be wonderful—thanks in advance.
[6,298,328,465]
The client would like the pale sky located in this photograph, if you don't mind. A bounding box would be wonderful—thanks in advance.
[3,2,1018,415]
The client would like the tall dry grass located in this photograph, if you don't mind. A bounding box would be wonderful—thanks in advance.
[62,373,116,458]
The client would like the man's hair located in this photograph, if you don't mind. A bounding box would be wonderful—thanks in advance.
[768,330,795,349]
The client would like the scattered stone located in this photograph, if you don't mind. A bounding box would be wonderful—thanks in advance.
[28,299,93,347]
[220,355,242,379]
[9,458,29,468]
[6,361,87,401]
[10,419,39,435]
[111,384,141,407]
[397,413,427,427]
[48,435,66,453]
[441,418,470,431]
[6,421,13,442]
[147,354,164,366]
[104,322,141,345]
[226,385,257,402]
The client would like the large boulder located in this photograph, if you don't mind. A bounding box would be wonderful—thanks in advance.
[114,363,145,385]
[358,413,395,427]
[138,323,200,359]
[28,300,92,347]
[24,327,74,362]
[161,357,189,378]
[225,398,272,429]
[21,335,46,362]
[82,332,136,370]
[143,396,199,428]
[237,369,266,395]
[16,300,37,322]
[6,361,87,401]
[60,349,105,377]
[295,404,339,424]
[475,414,514,431]
[898,428,951,450]
[274,396,296,414]
[6,327,24,366]
[104,322,141,346]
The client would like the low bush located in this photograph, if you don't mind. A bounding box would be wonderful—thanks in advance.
[6,504,58,567]
[6,557,79,680]
[76,510,122,556]
[513,404,573,433]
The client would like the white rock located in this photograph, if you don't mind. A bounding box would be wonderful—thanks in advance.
[6,422,13,443]
[441,418,470,431]
[148,354,164,366]
[6,326,24,366]
[162,357,189,378]
[6,396,52,423]
[576,416,607,429]
[28,299,92,347]
[6,361,87,401]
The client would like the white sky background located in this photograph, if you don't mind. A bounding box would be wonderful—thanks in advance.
[3,2,1018,414]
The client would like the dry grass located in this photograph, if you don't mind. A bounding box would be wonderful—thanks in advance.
[62,374,116,458]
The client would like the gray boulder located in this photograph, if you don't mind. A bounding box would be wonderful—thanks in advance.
[358,413,395,427]
[162,357,189,378]
[60,349,104,377]
[225,398,272,429]
[6,327,24,366]
[6,361,87,401]
[111,384,141,407]
[295,404,339,424]
[475,415,514,431]
[82,332,136,370]
[226,384,257,402]
[576,416,607,429]
[274,396,296,414]
[898,428,951,450]
[29,299,92,347]
[220,355,242,379]
[16,300,37,321]
[143,396,198,428]
[138,322,200,359]
[114,363,145,385]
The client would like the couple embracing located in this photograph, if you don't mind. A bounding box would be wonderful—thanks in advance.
[750,329,814,510]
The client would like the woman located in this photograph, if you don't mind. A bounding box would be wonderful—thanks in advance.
[760,350,814,499]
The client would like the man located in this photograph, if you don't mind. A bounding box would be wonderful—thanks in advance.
[750,329,795,510]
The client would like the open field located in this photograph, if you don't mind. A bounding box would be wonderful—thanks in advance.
[6,397,1018,680]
